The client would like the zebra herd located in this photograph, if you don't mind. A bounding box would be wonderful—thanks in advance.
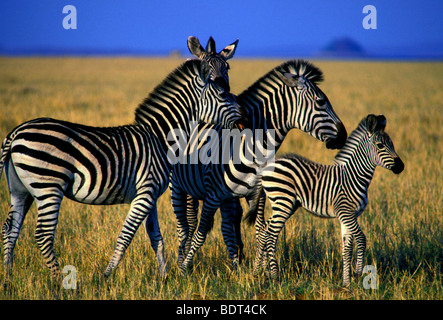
[0,36,404,288]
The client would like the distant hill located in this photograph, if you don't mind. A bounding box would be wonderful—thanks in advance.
[317,37,367,58]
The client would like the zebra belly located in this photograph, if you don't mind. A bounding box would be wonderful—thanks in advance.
[298,190,336,218]
[224,170,259,198]
[172,162,232,201]
[302,204,337,218]
[64,175,136,205]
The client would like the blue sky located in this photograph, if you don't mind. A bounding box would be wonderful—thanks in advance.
[0,0,442,58]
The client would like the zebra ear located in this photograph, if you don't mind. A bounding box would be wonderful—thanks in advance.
[188,36,206,59]
[367,114,387,133]
[219,39,239,60]
[366,114,377,133]
[206,36,216,55]
[366,114,386,133]
[376,114,387,131]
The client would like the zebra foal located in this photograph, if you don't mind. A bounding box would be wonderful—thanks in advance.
[246,114,404,286]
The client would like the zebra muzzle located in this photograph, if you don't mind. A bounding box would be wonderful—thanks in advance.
[325,122,347,150]
[234,120,246,131]
[391,157,404,174]
[234,109,249,130]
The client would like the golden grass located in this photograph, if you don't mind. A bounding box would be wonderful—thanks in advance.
[0,57,441,300]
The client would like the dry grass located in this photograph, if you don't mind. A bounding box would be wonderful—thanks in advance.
[0,57,441,300]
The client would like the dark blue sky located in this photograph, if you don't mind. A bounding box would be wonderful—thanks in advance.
[1,0,442,58]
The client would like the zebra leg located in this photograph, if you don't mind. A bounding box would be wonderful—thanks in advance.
[104,194,156,277]
[171,187,190,267]
[233,198,244,263]
[339,221,354,286]
[253,192,267,241]
[263,197,297,279]
[180,198,221,273]
[262,217,286,280]
[34,194,63,280]
[184,194,199,260]
[252,193,268,275]
[2,163,34,285]
[264,227,281,280]
[354,226,366,277]
[220,199,241,270]
[252,218,269,276]
[144,205,167,278]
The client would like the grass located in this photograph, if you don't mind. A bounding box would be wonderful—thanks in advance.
[0,57,441,300]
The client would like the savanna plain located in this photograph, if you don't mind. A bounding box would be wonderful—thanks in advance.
[0,57,441,300]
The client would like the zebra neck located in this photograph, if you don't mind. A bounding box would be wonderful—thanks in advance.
[237,75,289,152]
[334,128,376,189]
[134,60,203,151]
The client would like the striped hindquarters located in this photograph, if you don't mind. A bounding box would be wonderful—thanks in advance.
[7,117,169,205]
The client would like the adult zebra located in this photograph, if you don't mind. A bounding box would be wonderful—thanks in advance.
[246,114,404,285]
[170,60,347,272]
[0,36,244,283]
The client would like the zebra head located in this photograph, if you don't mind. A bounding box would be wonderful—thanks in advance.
[275,60,347,149]
[188,36,238,92]
[365,114,404,174]
[188,36,247,130]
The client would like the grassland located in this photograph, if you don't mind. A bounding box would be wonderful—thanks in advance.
[0,57,441,300]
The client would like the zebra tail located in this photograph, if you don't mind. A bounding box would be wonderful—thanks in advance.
[244,185,263,226]
[0,132,15,178]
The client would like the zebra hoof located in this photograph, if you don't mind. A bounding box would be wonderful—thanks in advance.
[230,258,239,271]
[159,269,168,279]
[252,268,261,278]
[49,267,62,284]
[103,266,113,278]
[263,270,279,281]
[179,265,188,275]
[342,279,351,287]
[3,277,12,290]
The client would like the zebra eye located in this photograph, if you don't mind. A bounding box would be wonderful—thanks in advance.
[376,142,384,149]
[317,98,326,106]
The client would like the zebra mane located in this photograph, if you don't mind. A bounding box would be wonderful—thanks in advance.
[134,59,201,126]
[279,152,315,164]
[239,59,324,100]
[276,59,324,84]
[277,153,326,171]
[333,117,368,165]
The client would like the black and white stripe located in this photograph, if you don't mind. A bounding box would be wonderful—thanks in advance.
[246,114,404,285]
[0,36,242,283]
[170,60,347,272]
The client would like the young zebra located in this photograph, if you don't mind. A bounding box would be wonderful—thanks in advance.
[246,114,404,286]
[0,36,244,283]
[170,60,347,273]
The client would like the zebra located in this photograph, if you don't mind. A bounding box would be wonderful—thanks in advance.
[0,36,244,283]
[169,59,347,273]
[245,114,404,286]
